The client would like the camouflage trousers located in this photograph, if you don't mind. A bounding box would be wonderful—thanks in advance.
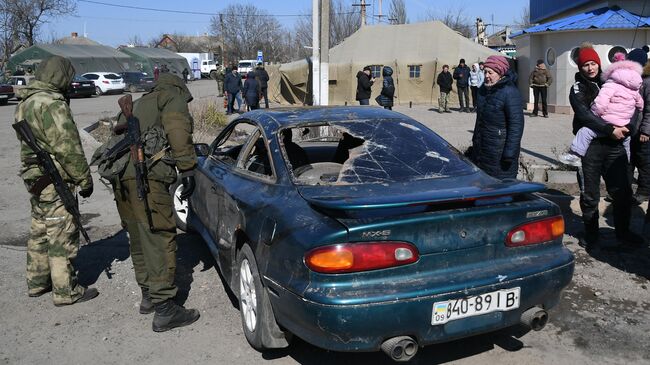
[438,91,450,112]
[115,179,178,303]
[27,183,85,305]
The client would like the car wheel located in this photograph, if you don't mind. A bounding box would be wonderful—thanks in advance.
[129,84,138,93]
[209,71,217,80]
[0,99,7,106]
[237,244,291,351]
[95,86,103,96]
[169,179,189,232]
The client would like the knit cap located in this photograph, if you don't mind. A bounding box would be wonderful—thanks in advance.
[628,48,648,67]
[483,55,510,76]
[577,42,601,67]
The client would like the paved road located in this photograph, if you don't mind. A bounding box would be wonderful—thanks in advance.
[1,80,648,365]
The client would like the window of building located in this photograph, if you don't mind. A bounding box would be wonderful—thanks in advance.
[545,48,556,67]
[608,46,628,62]
[369,65,382,78]
[408,65,421,78]
[569,47,580,66]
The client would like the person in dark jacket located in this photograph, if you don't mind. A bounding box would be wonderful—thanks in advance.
[528,59,553,117]
[242,71,261,110]
[436,65,453,113]
[569,43,642,251]
[254,63,270,108]
[356,66,374,105]
[453,58,471,112]
[377,66,395,110]
[471,55,523,180]
[182,68,189,83]
[224,66,242,114]
[626,49,650,232]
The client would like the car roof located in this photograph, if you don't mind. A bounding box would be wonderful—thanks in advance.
[242,106,409,130]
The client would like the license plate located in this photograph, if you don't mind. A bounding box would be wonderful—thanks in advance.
[111,81,120,84]
[431,287,520,325]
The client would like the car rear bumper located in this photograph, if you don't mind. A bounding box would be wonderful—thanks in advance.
[266,259,574,352]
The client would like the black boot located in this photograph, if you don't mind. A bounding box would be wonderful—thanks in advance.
[579,221,599,252]
[140,287,154,314]
[152,299,200,332]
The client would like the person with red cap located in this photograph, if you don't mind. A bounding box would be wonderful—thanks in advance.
[470,55,524,179]
[568,42,643,252]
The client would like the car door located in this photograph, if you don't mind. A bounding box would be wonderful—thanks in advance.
[192,120,257,248]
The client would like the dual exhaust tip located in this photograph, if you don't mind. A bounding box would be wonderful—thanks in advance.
[379,306,549,362]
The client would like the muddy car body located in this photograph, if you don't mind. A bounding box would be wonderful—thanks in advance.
[184,107,574,361]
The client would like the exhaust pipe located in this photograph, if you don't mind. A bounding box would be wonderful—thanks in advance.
[520,306,548,331]
[380,336,418,362]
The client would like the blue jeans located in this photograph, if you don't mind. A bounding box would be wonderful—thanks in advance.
[359,99,369,105]
[227,91,240,114]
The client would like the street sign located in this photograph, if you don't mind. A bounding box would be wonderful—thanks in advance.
[257,50,263,63]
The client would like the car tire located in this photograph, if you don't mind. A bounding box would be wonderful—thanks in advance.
[129,84,138,93]
[209,70,217,80]
[0,99,7,106]
[237,244,291,351]
[95,86,103,96]
[169,179,190,232]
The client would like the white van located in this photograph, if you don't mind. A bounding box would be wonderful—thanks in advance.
[237,60,258,78]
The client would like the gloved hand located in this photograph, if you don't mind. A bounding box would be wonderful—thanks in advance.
[179,175,195,201]
[500,157,513,171]
[79,185,93,198]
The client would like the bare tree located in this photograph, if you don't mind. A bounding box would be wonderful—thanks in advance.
[3,0,76,47]
[513,5,532,30]
[210,4,289,64]
[127,35,145,47]
[292,0,361,60]
[389,0,407,24]
[423,6,474,38]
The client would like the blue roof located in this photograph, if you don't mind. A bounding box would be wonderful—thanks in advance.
[512,6,650,38]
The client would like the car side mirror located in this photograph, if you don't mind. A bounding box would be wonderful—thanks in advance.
[194,143,209,157]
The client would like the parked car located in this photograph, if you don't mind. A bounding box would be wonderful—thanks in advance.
[119,71,155,93]
[67,75,95,98]
[0,82,14,105]
[6,75,34,100]
[174,107,575,362]
[81,72,125,95]
[237,59,257,79]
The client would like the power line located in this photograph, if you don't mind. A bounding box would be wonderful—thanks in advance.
[78,0,355,18]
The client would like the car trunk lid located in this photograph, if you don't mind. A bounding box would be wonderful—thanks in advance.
[297,173,547,255]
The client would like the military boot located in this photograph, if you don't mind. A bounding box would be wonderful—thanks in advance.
[139,287,154,314]
[152,299,200,332]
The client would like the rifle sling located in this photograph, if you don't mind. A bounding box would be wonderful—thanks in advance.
[28,175,53,196]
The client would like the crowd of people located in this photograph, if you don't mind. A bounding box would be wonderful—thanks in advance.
[218,62,269,115]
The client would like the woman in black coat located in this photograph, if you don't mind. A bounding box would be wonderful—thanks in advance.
[242,71,261,110]
[376,66,395,110]
[472,55,524,179]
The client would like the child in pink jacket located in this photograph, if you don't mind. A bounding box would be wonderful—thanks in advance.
[564,54,644,163]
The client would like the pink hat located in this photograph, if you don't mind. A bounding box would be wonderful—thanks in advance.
[483,55,510,76]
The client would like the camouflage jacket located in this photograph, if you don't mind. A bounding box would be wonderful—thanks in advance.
[14,56,92,191]
[117,73,197,183]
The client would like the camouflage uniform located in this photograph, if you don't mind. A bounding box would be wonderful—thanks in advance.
[215,65,225,97]
[14,56,93,305]
[113,73,197,305]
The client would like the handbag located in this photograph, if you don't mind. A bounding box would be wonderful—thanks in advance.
[375,95,383,106]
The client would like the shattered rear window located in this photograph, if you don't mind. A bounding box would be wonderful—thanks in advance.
[282,119,476,185]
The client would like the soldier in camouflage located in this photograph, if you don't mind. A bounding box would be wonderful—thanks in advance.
[14,55,98,306]
[215,64,225,97]
[112,72,199,332]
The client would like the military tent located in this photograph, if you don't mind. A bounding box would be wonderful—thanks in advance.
[8,44,137,74]
[120,47,191,76]
[269,21,503,106]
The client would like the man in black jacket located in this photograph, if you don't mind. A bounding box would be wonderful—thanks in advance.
[436,65,453,113]
[569,43,643,251]
[224,65,242,114]
[453,59,471,112]
[356,66,374,105]
[254,63,270,108]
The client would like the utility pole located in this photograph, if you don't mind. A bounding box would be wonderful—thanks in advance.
[352,0,369,27]
[378,0,383,23]
[312,0,320,105]
[320,0,329,105]
[219,14,226,66]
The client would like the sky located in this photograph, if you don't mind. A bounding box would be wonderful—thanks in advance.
[42,0,529,47]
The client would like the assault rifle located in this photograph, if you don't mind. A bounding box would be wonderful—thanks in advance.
[13,120,91,243]
[117,94,155,232]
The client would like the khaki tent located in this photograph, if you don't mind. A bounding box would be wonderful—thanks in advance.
[269,21,503,106]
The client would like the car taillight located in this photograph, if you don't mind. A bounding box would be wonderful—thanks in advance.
[505,216,564,247]
[305,241,419,274]
[71,82,80,86]
[102,80,109,84]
